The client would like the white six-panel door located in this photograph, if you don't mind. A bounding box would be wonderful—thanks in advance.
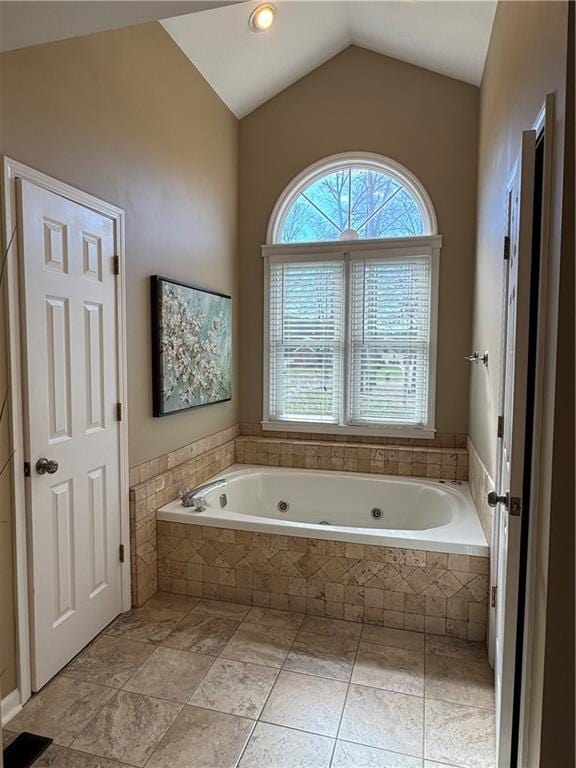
[494,130,536,767]
[18,178,123,690]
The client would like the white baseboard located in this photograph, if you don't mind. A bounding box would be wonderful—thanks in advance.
[1,687,22,725]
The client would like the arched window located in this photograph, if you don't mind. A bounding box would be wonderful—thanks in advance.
[268,152,437,244]
[263,153,441,438]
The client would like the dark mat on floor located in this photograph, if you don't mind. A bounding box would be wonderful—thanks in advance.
[3,732,53,767]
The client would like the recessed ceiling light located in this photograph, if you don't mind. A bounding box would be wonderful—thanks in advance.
[249,4,276,33]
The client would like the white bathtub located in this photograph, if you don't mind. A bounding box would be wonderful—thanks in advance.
[157,464,489,556]
[158,465,488,556]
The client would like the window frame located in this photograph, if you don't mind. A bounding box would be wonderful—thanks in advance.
[262,235,441,439]
[267,151,438,245]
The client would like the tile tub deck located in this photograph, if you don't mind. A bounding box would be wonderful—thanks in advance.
[157,522,490,643]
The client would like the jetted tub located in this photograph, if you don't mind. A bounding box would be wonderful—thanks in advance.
[157,465,488,556]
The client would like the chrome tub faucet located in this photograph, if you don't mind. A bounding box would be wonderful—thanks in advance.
[180,478,227,511]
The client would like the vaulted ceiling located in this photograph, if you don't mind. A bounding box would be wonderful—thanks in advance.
[0,1,237,53]
[162,1,497,118]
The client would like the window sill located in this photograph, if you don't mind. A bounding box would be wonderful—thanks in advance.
[261,420,436,440]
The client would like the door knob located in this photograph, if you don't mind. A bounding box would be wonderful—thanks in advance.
[487,490,508,508]
[36,457,59,475]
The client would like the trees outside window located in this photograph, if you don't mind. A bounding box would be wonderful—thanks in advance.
[280,167,425,244]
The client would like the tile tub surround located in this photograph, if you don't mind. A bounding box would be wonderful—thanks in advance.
[157,524,489,641]
[466,439,495,654]
[129,425,238,606]
[128,426,469,607]
[467,436,495,545]
[235,437,469,481]
[128,425,239,488]
[239,422,468,449]
[5,593,496,768]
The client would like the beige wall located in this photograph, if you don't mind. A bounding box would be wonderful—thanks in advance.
[0,22,239,468]
[238,45,479,434]
[469,0,569,479]
[470,2,572,764]
[0,21,239,697]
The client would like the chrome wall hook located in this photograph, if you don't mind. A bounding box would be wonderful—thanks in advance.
[465,351,489,366]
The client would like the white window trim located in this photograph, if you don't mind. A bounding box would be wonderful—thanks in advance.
[262,235,441,439]
[267,151,438,244]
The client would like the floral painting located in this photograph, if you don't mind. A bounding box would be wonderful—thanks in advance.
[151,276,232,416]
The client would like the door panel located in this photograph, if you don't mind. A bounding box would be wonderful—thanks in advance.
[46,295,72,440]
[51,478,75,625]
[18,178,122,690]
[88,465,108,598]
[84,301,105,431]
[495,130,536,767]
[43,218,68,273]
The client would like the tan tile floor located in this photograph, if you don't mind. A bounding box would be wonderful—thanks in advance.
[4,593,496,768]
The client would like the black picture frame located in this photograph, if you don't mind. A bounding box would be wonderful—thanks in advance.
[151,275,232,417]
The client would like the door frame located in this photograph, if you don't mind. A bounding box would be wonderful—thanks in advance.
[489,95,556,766]
[480,99,556,689]
[515,95,556,766]
[1,157,131,716]
[487,156,515,671]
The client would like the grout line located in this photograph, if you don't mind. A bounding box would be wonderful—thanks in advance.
[329,623,363,767]
[337,678,424,700]
[234,719,338,767]
[230,611,363,765]
[60,644,493,715]
[231,717,258,768]
[230,609,311,765]
[335,736,430,764]
[60,746,137,767]
[138,705,190,768]
[230,623,303,767]
[257,716,340,741]
[423,642,427,762]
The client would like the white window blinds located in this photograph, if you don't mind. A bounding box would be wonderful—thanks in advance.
[264,239,438,435]
[349,256,432,426]
[268,261,344,423]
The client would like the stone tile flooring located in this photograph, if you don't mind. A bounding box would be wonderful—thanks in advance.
[5,593,496,768]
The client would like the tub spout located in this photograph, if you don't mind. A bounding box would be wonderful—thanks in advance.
[180,478,227,511]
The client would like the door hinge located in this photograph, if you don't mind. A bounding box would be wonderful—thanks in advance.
[497,415,504,438]
[116,402,122,421]
[503,235,510,261]
[113,255,120,276]
[491,585,497,608]
[24,461,31,477]
[119,544,125,563]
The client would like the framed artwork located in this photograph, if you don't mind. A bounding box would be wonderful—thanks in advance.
[151,275,232,417]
